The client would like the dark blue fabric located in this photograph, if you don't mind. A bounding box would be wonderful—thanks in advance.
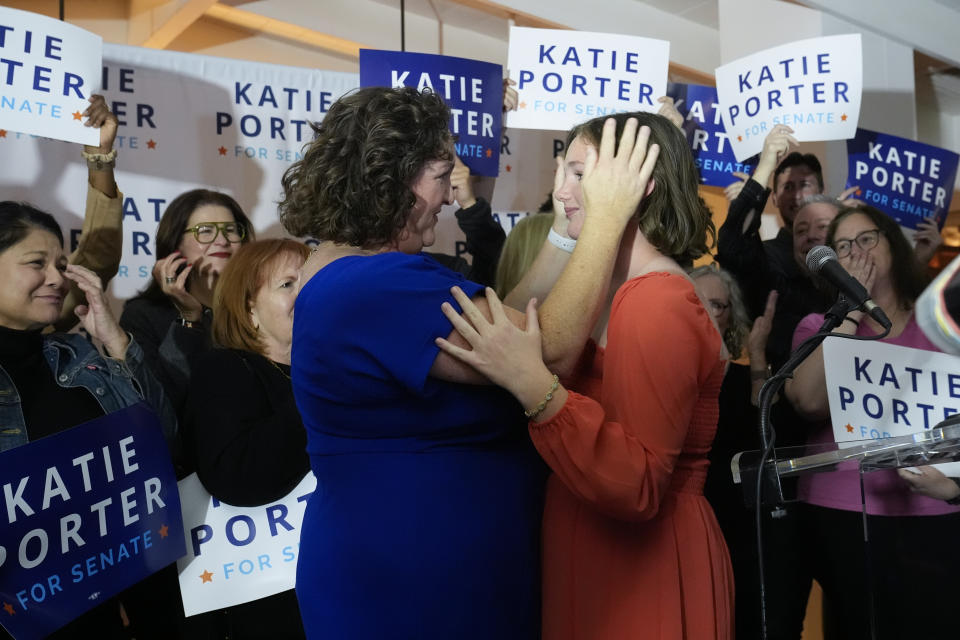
[291,252,545,639]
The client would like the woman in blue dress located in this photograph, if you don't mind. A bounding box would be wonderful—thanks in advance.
[278,87,547,639]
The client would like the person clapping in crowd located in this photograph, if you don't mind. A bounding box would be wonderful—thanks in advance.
[785,204,960,639]
[183,238,309,639]
[0,203,174,639]
[120,190,254,427]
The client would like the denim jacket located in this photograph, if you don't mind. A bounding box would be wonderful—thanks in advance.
[0,332,178,453]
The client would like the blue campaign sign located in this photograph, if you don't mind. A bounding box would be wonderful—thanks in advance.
[666,82,759,187]
[359,49,503,177]
[0,403,184,640]
[846,128,959,230]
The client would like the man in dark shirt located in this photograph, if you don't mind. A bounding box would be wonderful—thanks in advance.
[715,126,838,640]
[424,156,506,287]
[717,124,828,371]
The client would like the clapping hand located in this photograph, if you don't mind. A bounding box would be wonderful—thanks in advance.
[65,264,130,358]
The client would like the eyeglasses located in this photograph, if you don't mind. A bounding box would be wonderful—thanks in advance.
[707,299,730,314]
[833,228,881,259]
[183,221,246,244]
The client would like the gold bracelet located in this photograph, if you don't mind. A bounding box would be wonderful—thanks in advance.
[525,374,560,420]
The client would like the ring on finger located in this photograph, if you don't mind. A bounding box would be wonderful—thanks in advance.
[164,277,176,284]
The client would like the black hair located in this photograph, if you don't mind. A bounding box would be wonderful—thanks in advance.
[0,201,64,253]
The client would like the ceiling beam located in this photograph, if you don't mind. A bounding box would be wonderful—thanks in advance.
[444,0,568,29]
[203,3,369,59]
[141,0,220,49]
[445,0,715,85]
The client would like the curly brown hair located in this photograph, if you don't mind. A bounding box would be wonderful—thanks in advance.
[279,86,454,248]
[565,112,715,265]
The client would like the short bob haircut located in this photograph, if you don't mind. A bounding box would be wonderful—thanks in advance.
[826,204,929,309]
[688,263,751,358]
[0,201,64,253]
[278,86,454,248]
[565,112,715,265]
[212,238,310,356]
[137,189,254,303]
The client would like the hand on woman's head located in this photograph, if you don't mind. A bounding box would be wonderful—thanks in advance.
[579,118,659,234]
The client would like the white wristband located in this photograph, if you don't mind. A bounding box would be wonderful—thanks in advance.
[548,228,577,253]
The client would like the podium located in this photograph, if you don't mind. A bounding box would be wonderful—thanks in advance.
[732,420,960,505]
[731,420,960,640]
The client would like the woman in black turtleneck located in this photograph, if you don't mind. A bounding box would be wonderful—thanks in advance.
[182,238,311,639]
[0,202,174,638]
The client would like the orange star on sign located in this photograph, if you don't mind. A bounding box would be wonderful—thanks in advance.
[485,148,492,158]
[841,114,848,122]
[845,423,854,433]
[200,570,214,584]
[158,524,169,539]
[2,602,14,616]
[72,111,83,121]
[218,146,227,156]
[146,139,157,150]
[856,189,863,196]
[518,102,527,109]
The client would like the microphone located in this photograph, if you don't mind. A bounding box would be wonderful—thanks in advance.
[806,245,892,329]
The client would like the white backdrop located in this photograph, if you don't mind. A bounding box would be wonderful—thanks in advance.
[0,44,563,303]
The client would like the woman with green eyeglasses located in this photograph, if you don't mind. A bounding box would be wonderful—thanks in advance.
[120,189,254,429]
[118,189,255,638]
[784,204,960,639]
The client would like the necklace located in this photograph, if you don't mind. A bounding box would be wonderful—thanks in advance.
[269,358,291,380]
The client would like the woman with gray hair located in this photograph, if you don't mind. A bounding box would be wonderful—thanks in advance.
[692,262,776,640]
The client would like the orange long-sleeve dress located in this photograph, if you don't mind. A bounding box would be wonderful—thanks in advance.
[531,273,734,640]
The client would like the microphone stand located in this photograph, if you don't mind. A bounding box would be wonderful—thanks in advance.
[752,295,852,640]
[758,296,851,450]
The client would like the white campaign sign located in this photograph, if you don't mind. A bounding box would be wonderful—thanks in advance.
[507,26,669,131]
[0,44,563,306]
[0,43,358,300]
[176,472,316,616]
[715,34,862,161]
[824,338,960,474]
[0,6,101,145]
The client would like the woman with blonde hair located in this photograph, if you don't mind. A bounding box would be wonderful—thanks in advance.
[495,213,553,297]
